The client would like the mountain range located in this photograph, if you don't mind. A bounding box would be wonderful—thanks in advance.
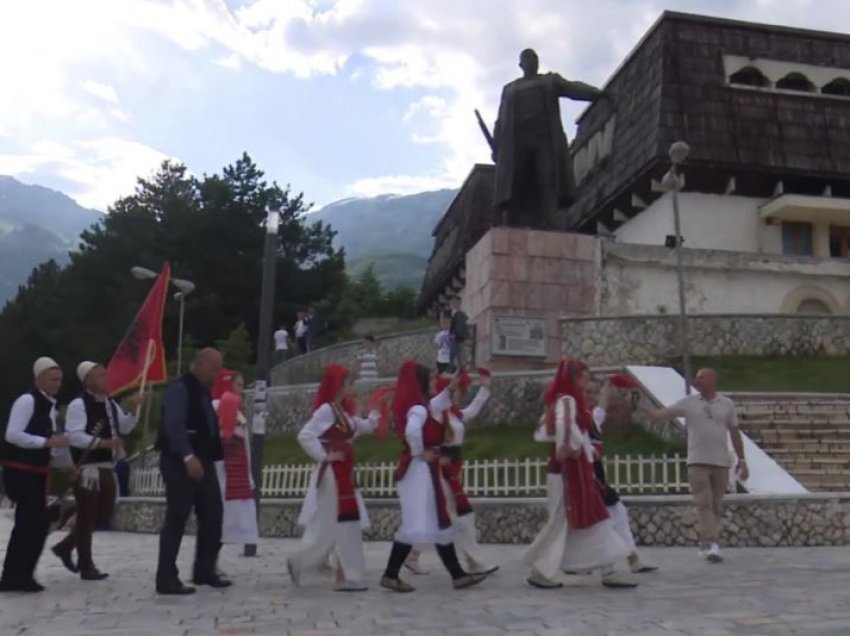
[310,189,455,290]
[0,176,102,307]
[0,176,455,308]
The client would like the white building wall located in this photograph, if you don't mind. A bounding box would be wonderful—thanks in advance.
[600,245,850,317]
[614,192,785,253]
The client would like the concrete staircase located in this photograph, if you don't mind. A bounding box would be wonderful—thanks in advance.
[736,394,850,492]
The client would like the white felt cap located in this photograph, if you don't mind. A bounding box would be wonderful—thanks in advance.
[33,356,60,379]
[76,361,99,383]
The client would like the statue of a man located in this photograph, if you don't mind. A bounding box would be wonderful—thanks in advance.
[492,49,610,229]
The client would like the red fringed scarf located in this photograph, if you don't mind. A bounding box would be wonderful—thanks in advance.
[441,456,471,516]
[543,359,610,530]
[313,364,360,523]
[316,403,360,523]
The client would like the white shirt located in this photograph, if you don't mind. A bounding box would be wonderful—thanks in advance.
[434,330,451,364]
[274,329,289,351]
[65,393,136,454]
[533,395,593,462]
[429,386,490,446]
[297,403,379,462]
[295,320,307,338]
[4,391,72,467]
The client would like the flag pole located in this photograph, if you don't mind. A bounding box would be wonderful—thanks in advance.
[135,339,157,420]
[134,339,157,458]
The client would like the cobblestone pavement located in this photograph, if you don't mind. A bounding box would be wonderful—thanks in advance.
[1,514,849,636]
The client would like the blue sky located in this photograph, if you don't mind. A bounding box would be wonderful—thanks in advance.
[0,0,847,211]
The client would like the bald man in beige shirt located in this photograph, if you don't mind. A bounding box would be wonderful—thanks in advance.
[644,369,748,563]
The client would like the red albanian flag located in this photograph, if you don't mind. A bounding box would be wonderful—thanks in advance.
[107,262,171,396]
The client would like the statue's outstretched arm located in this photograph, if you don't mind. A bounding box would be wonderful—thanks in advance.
[553,75,607,102]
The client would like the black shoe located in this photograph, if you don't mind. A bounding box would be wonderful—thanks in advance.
[21,580,45,593]
[51,545,79,573]
[81,569,109,581]
[0,579,46,593]
[192,576,232,588]
[156,580,196,595]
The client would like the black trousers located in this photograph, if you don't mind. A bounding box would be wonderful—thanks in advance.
[1,468,49,585]
[155,454,222,586]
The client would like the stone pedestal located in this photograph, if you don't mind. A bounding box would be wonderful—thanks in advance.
[464,227,599,371]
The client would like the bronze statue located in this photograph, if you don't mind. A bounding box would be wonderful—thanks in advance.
[484,49,610,229]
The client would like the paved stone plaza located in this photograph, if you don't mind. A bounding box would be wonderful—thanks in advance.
[1,514,849,636]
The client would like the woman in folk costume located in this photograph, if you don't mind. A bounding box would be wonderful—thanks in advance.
[212,371,259,547]
[525,359,636,589]
[287,364,379,591]
[428,368,497,575]
[591,374,657,574]
[380,361,487,593]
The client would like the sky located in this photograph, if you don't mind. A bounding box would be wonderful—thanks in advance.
[0,0,848,211]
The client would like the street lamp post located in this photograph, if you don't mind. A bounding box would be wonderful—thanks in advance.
[131,267,195,375]
[247,204,281,557]
[662,141,692,396]
[172,279,196,375]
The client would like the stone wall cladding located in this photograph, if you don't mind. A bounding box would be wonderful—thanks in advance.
[266,370,558,434]
[561,314,850,367]
[271,329,474,385]
[112,494,850,547]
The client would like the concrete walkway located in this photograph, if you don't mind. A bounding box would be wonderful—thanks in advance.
[0,514,848,635]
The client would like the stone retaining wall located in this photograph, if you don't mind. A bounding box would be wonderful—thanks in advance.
[561,314,850,367]
[266,370,559,435]
[271,329,474,385]
[112,493,850,547]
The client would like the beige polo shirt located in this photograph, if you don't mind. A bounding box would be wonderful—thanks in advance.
[668,394,738,467]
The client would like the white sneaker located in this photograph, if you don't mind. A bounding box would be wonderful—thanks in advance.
[705,543,723,563]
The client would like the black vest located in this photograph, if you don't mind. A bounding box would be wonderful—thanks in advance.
[0,389,54,468]
[71,393,118,465]
[156,374,223,462]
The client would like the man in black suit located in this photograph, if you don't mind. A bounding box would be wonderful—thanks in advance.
[155,348,230,595]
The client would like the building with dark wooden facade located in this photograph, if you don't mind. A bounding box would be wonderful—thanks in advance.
[419,11,850,317]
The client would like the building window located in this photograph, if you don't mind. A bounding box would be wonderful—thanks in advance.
[776,72,816,92]
[782,222,813,256]
[797,298,832,315]
[823,78,850,97]
[729,66,770,88]
[829,226,850,257]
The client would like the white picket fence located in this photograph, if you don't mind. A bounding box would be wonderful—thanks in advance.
[129,454,689,498]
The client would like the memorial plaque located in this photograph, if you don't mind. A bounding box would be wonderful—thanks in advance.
[492,316,547,357]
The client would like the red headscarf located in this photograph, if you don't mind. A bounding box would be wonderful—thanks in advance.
[391,361,428,437]
[212,368,241,439]
[543,358,590,434]
[608,374,638,390]
[211,368,235,401]
[314,363,355,415]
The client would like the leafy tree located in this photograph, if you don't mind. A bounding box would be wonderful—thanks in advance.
[0,154,345,413]
[215,324,255,381]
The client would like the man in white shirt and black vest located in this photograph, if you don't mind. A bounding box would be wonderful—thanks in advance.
[50,361,138,580]
[155,348,229,595]
[0,357,76,593]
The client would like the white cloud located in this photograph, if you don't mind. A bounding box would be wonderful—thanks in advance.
[214,53,243,70]
[81,80,120,104]
[2,0,850,206]
[0,137,170,209]
[346,173,460,198]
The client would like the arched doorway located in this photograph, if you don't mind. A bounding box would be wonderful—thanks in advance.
[796,298,832,315]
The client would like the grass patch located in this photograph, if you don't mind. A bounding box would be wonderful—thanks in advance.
[262,423,684,466]
[684,355,850,393]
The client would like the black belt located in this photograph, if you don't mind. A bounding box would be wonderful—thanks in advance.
[440,445,462,460]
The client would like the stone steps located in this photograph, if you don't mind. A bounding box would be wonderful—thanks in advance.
[729,396,850,492]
